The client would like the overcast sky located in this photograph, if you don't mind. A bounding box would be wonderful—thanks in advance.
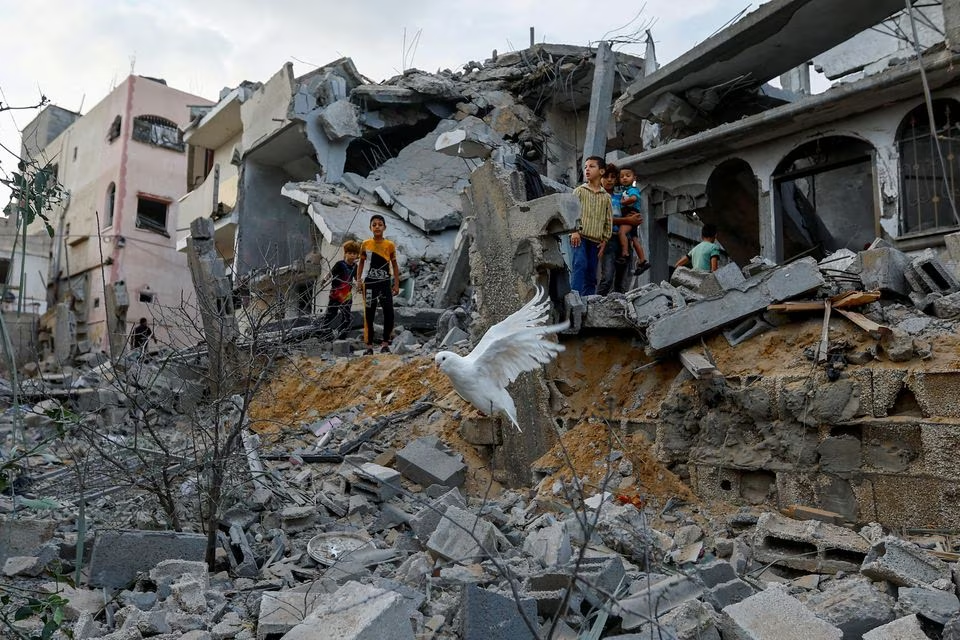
[0,0,765,201]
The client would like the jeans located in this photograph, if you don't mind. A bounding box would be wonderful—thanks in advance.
[598,234,635,295]
[571,238,601,296]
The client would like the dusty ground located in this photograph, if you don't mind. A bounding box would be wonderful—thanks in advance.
[247,309,959,518]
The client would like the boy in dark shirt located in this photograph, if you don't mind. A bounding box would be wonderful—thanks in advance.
[315,240,360,340]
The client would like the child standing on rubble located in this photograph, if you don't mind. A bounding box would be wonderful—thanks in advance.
[617,167,650,276]
[675,223,721,273]
[357,214,401,355]
[570,156,613,297]
[316,240,360,340]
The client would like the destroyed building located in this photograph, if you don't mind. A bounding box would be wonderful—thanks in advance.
[4,0,960,639]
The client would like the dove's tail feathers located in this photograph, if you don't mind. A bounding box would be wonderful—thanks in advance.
[500,395,522,433]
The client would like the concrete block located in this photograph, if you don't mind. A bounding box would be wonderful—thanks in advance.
[0,519,56,563]
[753,512,869,574]
[318,99,361,141]
[704,578,755,611]
[617,574,705,630]
[3,555,43,577]
[647,257,824,351]
[573,554,626,608]
[256,581,333,640]
[933,290,960,318]
[564,290,585,333]
[817,436,862,475]
[283,581,414,640]
[858,247,913,297]
[149,560,209,598]
[720,584,843,640]
[671,265,710,290]
[353,462,402,501]
[434,222,472,308]
[89,529,207,589]
[440,326,469,348]
[699,262,748,297]
[395,436,466,488]
[408,488,466,542]
[461,584,537,640]
[895,586,960,624]
[522,522,571,568]
[633,599,721,640]
[862,614,928,640]
[804,577,895,639]
[524,572,581,616]
[434,127,495,159]
[905,255,960,295]
[723,315,773,347]
[861,536,952,587]
[43,583,105,621]
[374,185,395,207]
[426,506,498,563]
[696,559,738,588]
[628,287,677,325]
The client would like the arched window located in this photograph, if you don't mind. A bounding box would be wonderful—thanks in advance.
[897,99,960,235]
[132,115,184,151]
[105,182,116,227]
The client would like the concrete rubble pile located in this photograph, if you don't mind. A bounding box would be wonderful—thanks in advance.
[567,233,960,357]
[4,457,960,640]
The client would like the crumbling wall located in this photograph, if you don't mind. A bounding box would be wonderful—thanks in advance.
[656,367,960,529]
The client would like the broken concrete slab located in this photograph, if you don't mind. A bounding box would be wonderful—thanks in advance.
[803,577,895,639]
[933,290,960,318]
[426,505,498,563]
[461,584,538,640]
[318,99,361,141]
[395,436,466,488]
[861,536,952,587]
[522,521,571,568]
[699,262,748,297]
[720,584,843,640]
[257,581,335,640]
[894,586,960,624]
[856,247,913,297]
[0,519,56,563]
[646,257,824,351]
[283,580,414,640]
[617,574,705,630]
[88,529,207,589]
[434,127,497,159]
[408,487,466,542]
[753,512,869,574]
[862,614,929,640]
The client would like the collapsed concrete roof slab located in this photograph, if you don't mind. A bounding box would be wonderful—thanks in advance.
[619,49,960,175]
[614,0,906,119]
[184,86,250,150]
[282,182,456,264]
[645,257,824,352]
[364,117,503,233]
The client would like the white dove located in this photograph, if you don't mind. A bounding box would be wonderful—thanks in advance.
[435,286,569,432]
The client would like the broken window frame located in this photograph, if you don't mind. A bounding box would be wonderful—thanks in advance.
[135,195,171,237]
[104,182,116,228]
[131,114,185,152]
[897,99,960,237]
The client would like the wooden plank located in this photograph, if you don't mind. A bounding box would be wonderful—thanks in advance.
[817,299,832,364]
[767,301,825,312]
[831,290,881,308]
[835,308,892,339]
[679,349,717,379]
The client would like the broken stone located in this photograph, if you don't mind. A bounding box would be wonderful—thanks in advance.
[720,584,843,640]
[862,614,928,640]
[395,436,466,488]
[89,529,207,589]
[616,574,705,630]
[283,580,414,640]
[426,506,498,563]
[803,576,895,638]
[3,555,43,577]
[408,488,466,542]
[753,512,869,574]
[894,586,960,624]
[461,584,537,640]
[861,536,952,587]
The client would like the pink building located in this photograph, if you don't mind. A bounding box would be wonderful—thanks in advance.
[24,76,212,356]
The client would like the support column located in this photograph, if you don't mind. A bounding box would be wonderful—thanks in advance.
[186,217,240,398]
[646,216,670,284]
[104,281,128,361]
[758,184,782,263]
[582,41,615,160]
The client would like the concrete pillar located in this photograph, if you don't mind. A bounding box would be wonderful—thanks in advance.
[53,303,75,364]
[779,63,811,95]
[103,281,129,361]
[944,0,960,51]
[647,216,671,284]
[461,161,578,487]
[186,217,240,398]
[758,188,782,263]
[582,41,616,160]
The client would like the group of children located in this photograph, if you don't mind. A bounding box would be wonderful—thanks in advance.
[317,162,721,353]
[317,214,400,355]
[571,155,720,297]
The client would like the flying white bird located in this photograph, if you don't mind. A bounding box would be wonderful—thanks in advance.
[435,286,569,432]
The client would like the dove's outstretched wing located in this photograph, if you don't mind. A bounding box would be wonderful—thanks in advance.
[463,286,569,389]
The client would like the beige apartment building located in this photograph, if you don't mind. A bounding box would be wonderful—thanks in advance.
[22,76,212,356]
